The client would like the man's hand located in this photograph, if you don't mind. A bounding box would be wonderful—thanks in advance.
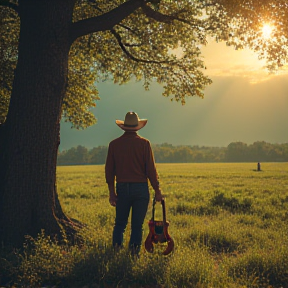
[108,182,117,207]
[155,188,163,202]
[109,192,117,207]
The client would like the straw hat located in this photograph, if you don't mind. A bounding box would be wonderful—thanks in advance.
[116,112,147,131]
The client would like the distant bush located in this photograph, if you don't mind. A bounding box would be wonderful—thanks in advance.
[227,247,288,287]
[210,191,252,213]
[170,202,218,216]
[186,230,239,254]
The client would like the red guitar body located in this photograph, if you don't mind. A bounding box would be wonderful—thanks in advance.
[145,199,174,255]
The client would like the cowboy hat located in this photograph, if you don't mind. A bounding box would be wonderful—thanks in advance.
[116,112,147,131]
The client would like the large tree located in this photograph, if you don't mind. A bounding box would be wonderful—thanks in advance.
[0,0,287,247]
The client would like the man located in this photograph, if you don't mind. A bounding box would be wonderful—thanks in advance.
[105,111,163,255]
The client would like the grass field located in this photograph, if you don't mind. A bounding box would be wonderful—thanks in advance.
[2,163,288,287]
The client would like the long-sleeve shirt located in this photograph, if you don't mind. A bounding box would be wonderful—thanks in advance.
[105,131,160,191]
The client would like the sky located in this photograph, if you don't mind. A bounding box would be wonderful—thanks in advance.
[59,41,288,151]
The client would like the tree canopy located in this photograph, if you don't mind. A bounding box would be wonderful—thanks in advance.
[0,7,19,124]
[1,0,287,128]
[216,0,288,70]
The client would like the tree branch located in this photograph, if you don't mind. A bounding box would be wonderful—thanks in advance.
[69,0,144,44]
[141,3,173,23]
[141,3,203,29]
[110,28,175,65]
[0,0,19,15]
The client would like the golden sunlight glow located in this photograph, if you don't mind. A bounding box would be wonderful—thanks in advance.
[261,23,274,39]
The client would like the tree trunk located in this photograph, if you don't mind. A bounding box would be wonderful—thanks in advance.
[0,0,77,247]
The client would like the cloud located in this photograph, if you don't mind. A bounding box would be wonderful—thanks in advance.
[201,41,288,84]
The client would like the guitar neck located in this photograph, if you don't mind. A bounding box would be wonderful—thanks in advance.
[161,199,167,223]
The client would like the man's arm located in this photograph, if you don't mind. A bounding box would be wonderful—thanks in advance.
[108,182,117,207]
[146,141,163,201]
[154,187,163,202]
[105,143,117,206]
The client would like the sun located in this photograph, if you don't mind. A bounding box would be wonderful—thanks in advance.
[261,23,274,39]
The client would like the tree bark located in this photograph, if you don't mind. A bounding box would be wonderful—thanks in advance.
[0,0,76,247]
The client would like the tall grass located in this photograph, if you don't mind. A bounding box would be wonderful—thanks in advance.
[1,163,288,287]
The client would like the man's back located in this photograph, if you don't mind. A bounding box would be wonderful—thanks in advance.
[105,131,158,187]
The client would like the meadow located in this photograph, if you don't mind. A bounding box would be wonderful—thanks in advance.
[1,163,288,288]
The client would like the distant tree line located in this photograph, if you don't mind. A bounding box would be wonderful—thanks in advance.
[57,141,288,165]
[152,142,288,163]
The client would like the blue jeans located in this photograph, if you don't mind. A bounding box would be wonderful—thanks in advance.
[113,182,150,254]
